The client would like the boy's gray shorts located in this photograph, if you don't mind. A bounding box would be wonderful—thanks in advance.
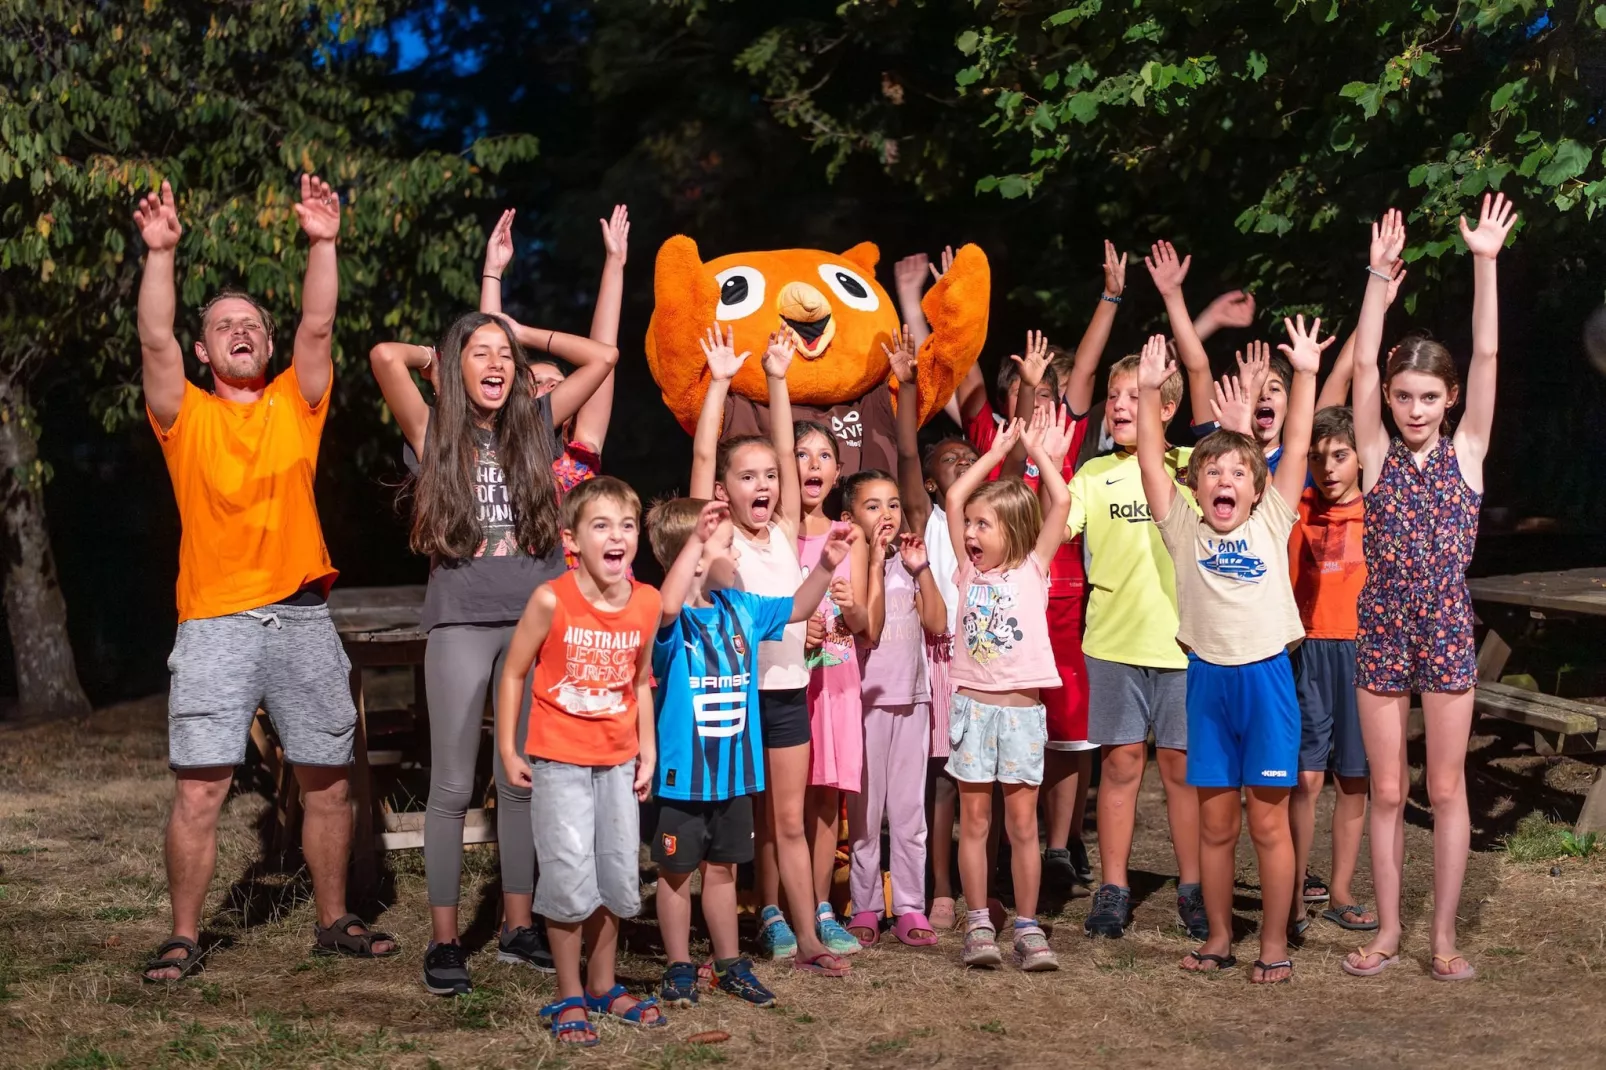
[166,603,355,770]
[1084,654,1188,750]
[528,758,641,924]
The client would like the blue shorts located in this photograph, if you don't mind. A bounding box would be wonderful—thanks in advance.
[1185,651,1300,789]
[945,694,1047,786]
[1292,638,1368,779]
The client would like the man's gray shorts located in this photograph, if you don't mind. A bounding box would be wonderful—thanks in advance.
[1085,654,1188,750]
[528,758,641,924]
[167,603,355,770]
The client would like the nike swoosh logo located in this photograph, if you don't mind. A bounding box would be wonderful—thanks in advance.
[1105,477,1122,485]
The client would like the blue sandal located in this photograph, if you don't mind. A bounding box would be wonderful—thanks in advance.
[539,995,599,1047]
[584,983,667,1028]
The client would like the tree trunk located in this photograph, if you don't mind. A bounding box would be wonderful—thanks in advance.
[0,373,91,719]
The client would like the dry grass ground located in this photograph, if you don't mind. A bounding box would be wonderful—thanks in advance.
[5,695,1606,1069]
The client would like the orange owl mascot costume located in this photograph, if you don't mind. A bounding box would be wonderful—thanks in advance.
[645,238,990,476]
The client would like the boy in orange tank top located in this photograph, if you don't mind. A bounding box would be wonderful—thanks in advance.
[496,477,663,1047]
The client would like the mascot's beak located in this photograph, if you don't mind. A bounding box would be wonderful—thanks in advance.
[776,280,836,360]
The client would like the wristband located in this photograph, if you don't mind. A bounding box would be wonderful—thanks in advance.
[1365,266,1393,283]
[1100,293,1122,305]
[482,273,501,281]
[422,346,436,372]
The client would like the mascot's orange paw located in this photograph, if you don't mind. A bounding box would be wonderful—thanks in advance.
[645,239,990,477]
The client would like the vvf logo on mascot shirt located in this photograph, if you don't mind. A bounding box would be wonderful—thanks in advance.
[644,238,992,477]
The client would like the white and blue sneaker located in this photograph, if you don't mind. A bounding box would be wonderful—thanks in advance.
[815,903,862,957]
[757,905,798,960]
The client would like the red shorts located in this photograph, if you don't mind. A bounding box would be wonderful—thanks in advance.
[1042,593,1089,744]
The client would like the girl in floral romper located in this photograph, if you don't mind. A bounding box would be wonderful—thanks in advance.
[1342,194,1518,984]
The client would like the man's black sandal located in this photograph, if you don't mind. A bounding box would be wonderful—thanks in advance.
[141,936,205,982]
[312,914,400,958]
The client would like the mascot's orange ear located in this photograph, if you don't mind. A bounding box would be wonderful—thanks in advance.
[645,235,720,434]
[839,242,879,274]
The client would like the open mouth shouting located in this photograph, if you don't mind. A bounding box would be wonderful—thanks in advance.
[480,374,506,403]
[229,340,254,358]
[1254,405,1276,432]
[1210,488,1239,524]
[749,492,773,525]
[964,538,983,565]
[802,473,827,499]
[601,546,628,572]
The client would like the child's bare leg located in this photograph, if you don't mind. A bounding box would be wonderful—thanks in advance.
[1003,784,1042,920]
[1183,787,1238,969]
[806,785,840,906]
[1351,689,1409,967]
[1245,787,1294,982]
[1042,749,1077,850]
[701,862,741,961]
[1156,747,1201,885]
[956,783,993,921]
[755,790,780,910]
[1095,742,1146,886]
[657,870,695,964]
[767,744,834,961]
[1329,775,1371,921]
[1288,770,1324,923]
[1422,689,1475,969]
[547,918,591,1034]
[1068,750,1093,841]
[583,908,618,995]
[927,760,957,903]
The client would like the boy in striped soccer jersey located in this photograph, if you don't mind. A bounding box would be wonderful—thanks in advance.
[647,497,851,1006]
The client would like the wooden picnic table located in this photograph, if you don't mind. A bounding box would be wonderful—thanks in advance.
[1469,567,1606,833]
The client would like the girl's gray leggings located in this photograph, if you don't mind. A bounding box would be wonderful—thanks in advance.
[423,623,534,908]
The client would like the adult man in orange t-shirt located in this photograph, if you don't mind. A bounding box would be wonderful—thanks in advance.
[134,176,395,982]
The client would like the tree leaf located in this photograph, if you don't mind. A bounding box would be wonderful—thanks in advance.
[1538,139,1592,187]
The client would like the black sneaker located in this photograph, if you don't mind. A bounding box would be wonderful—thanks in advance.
[1067,838,1094,886]
[660,961,700,1008]
[1083,884,1131,939]
[1043,848,1077,896]
[1176,885,1209,941]
[423,941,472,997]
[496,922,555,973]
[713,956,776,1007]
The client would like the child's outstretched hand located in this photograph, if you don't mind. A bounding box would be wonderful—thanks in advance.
[1137,334,1177,391]
[1384,263,1408,308]
[883,324,917,384]
[930,244,955,283]
[700,324,750,382]
[1200,289,1256,332]
[1278,314,1335,376]
[1010,330,1051,388]
[1101,240,1128,299]
[819,522,859,570]
[599,204,629,265]
[988,416,1026,460]
[1370,208,1406,275]
[693,500,729,544]
[483,208,515,278]
[898,532,929,573]
[1034,402,1076,468]
[1235,340,1272,403]
[894,252,930,297]
[1211,373,1254,436]
[1144,240,1191,298]
[762,329,795,379]
[1459,192,1518,260]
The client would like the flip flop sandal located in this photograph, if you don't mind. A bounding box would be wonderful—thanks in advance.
[1431,954,1477,982]
[539,996,599,1047]
[1251,958,1295,985]
[893,911,939,947]
[584,984,667,1027]
[141,936,205,983]
[1340,947,1400,977]
[1321,903,1379,932]
[792,951,851,977]
[928,896,957,931]
[1302,872,1330,903]
[1180,950,1237,973]
[312,914,400,958]
[1287,916,1311,945]
[847,911,881,948]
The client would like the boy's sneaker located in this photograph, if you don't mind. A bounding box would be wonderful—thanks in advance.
[1067,838,1094,886]
[1083,884,1132,939]
[757,906,798,960]
[660,961,700,1008]
[713,957,777,1007]
[1176,885,1210,941]
[815,903,862,956]
[423,941,472,997]
[1043,848,1077,895]
[496,922,555,973]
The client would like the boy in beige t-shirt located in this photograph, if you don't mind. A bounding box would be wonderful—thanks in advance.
[1133,316,1329,987]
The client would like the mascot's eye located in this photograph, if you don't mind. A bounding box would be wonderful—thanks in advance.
[714,265,766,321]
[817,264,880,312]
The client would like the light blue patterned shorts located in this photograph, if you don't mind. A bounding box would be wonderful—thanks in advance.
[944,694,1047,786]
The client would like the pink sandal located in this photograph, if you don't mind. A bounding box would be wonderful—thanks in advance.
[928,897,957,930]
[847,911,880,948]
[893,912,939,947]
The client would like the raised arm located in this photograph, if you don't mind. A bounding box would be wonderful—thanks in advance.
[133,180,187,430]
[1146,241,1214,427]
[1209,369,1255,437]
[1318,265,1404,410]
[572,205,629,452]
[632,600,660,801]
[479,209,515,315]
[290,174,340,407]
[1022,403,1072,569]
[496,584,557,791]
[512,324,619,428]
[1002,330,1051,477]
[1063,241,1127,415]
[887,325,931,534]
[790,524,856,621]
[945,418,1022,561]
[689,324,748,498]
[1193,289,1256,344]
[658,501,728,626]
[858,521,896,645]
[1455,192,1517,489]
[894,252,933,354]
[1135,334,1181,524]
[1352,209,1406,490]
[765,331,801,537]
[368,342,436,457]
[898,533,949,636]
[1274,315,1334,507]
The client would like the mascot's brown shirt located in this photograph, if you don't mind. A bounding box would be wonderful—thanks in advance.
[723,381,897,479]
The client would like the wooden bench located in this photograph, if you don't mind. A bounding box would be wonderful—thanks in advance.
[1474,681,1606,757]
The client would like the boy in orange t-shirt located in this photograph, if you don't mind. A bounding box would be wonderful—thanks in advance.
[1286,406,1374,936]
[497,477,664,1045]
